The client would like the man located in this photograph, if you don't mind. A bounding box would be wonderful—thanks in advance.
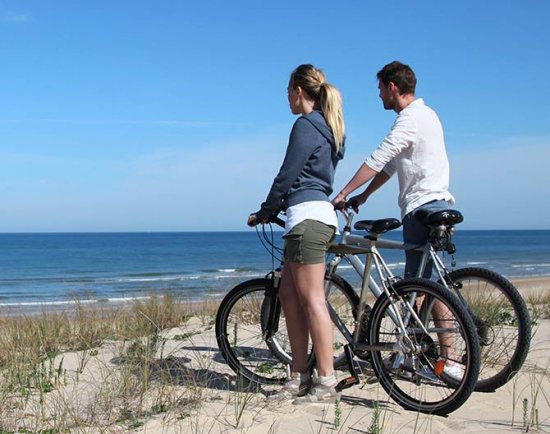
[333,61,460,376]
[332,60,454,279]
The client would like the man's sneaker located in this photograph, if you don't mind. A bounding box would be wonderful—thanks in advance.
[443,363,463,379]
[293,382,340,404]
[416,362,463,382]
[267,373,312,401]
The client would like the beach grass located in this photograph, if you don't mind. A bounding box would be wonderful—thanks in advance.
[0,295,215,431]
[0,278,548,433]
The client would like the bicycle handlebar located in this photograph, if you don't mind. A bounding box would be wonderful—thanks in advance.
[266,214,285,228]
[264,204,355,231]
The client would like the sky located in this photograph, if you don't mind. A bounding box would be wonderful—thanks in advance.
[1,0,549,232]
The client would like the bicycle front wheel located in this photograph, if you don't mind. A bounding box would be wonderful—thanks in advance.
[215,278,288,385]
[368,278,480,416]
[445,267,531,392]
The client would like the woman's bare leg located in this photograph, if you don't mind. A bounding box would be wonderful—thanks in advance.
[278,265,310,373]
[288,261,334,377]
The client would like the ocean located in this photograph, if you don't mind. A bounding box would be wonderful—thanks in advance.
[1,229,549,309]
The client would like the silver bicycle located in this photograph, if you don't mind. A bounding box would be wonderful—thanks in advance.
[215,212,481,415]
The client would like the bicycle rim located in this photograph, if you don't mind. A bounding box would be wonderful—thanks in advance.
[446,267,531,392]
[368,278,480,416]
[215,279,288,385]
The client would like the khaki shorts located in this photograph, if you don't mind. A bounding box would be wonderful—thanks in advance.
[283,219,336,264]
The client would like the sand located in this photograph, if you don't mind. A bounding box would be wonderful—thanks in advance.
[134,317,550,433]
[4,275,550,433]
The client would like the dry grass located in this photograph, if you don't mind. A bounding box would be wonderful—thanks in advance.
[0,295,228,432]
[0,287,548,433]
[526,292,550,323]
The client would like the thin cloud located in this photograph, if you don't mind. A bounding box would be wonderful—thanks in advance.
[0,118,251,128]
[1,11,32,23]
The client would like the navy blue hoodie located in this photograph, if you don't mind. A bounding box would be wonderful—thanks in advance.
[255,110,345,222]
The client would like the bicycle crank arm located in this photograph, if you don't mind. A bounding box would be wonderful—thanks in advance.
[335,345,360,392]
[336,376,360,392]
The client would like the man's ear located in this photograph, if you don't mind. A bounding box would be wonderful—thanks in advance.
[388,82,399,93]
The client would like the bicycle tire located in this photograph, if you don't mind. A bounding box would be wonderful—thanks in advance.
[443,267,531,392]
[215,278,289,385]
[367,278,480,416]
[261,273,359,368]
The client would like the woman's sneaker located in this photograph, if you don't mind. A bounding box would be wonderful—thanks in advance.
[267,373,312,401]
[293,374,340,404]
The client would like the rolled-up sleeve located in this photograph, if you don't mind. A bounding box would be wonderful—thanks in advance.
[365,113,416,172]
[382,159,396,177]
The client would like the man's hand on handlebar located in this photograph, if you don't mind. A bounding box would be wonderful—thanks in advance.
[346,193,367,213]
[332,191,367,213]
[331,192,347,210]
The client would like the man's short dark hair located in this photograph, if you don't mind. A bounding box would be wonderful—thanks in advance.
[377,61,416,95]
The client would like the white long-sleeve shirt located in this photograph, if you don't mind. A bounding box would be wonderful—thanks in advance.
[365,98,455,218]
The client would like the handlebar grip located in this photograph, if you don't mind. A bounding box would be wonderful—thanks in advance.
[345,198,359,210]
[267,215,285,228]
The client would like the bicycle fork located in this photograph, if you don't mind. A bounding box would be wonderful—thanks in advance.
[262,268,282,341]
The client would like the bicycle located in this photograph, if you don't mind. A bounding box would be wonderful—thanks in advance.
[326,208,531,392]
[215,213,481,415]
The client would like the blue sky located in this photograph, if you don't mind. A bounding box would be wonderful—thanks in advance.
[1,1,549,232]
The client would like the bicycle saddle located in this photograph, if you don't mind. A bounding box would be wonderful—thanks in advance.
[354,218,401,234]
[415,209,464,226]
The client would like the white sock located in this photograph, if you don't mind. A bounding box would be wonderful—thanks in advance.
[317,373,337,387]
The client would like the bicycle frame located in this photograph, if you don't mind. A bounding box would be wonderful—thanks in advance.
[326,212,431,354]
[330,210,450,288]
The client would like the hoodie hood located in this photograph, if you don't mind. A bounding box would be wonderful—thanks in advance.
[302,110,346,162]
[254,108,346,221]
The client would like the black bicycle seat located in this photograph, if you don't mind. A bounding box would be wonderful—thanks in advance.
[354,218,401,234]
[415,209,464,226]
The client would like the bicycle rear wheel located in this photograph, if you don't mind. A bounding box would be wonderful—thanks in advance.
[368,278,480,416]
[215,278,288,385]
[261,273,359,368]
[445,267,531,392]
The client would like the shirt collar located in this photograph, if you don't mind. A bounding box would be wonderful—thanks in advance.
[400,98,423,114]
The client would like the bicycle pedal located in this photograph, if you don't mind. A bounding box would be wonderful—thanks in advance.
[335,376,360,392]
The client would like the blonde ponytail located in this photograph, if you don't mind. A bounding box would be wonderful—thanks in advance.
[289,64,345,153]
[319,83,345,152]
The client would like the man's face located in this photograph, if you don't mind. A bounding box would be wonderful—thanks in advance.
[378,80,394,110]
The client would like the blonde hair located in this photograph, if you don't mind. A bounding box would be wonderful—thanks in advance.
[289,64,345,152]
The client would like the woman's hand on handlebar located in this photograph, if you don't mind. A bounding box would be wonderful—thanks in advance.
[247,212,286,228]
[247,214,259,227]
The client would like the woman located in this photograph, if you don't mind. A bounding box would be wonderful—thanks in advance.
[248,64,345,403]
